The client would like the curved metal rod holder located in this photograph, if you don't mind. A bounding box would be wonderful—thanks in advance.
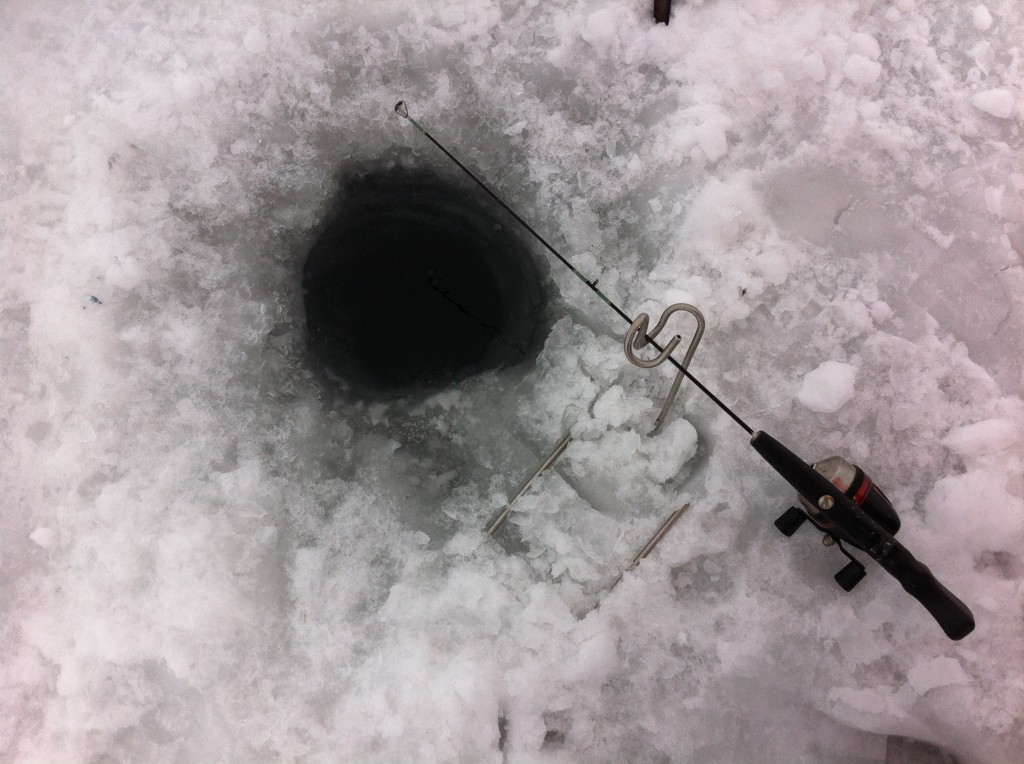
[624,315,682,368]
[624,303,705,431]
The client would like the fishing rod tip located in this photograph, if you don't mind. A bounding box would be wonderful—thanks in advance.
[394,101,410,119]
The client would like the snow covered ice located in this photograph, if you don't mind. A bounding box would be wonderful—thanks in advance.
[2,0,1023,762]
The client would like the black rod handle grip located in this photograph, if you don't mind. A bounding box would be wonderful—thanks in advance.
[879,545,975,640]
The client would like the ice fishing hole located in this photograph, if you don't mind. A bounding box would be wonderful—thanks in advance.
[303,165,548,398]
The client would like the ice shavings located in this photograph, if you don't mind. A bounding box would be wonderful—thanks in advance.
[3,0,1024,762]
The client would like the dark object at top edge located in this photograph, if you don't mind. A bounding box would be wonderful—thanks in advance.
[654,0,672,25]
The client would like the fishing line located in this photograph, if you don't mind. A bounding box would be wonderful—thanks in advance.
[395,101,753,435]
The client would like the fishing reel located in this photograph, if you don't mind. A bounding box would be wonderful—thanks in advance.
[752,432,974,640]
[773,457,900,592]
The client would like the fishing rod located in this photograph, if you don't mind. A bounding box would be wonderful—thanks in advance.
[394,101,975,641]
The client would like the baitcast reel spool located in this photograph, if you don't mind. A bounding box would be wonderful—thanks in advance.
[775,457,901,592]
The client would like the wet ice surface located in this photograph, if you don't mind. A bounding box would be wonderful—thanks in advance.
[2,0,1023,762]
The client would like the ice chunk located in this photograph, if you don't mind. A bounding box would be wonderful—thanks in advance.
[695,114,733,164]
[580,7,621,51]
[849,33,881,61]
[844,54,882,86]
[801,52,827,83]
[925,468,1024,553]
[243,27,268,53]
[972,4,993,31]
[829,686,896,716]
[763,164,862,246]
[984,186,1004,217]
[755,249,789,285]
[906,657,969,694]
[870,301,893,323]
[591,385,634,429]
[29,527,57,549]
[971,88,1015,119]
[941,418,1020,457]
[682,175,763,250]
[640,418,698,483]
[796,361,857,413]
[567,631,617,683]
[907,240,1010,362]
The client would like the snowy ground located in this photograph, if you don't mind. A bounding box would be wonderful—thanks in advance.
[2,0,1023,762]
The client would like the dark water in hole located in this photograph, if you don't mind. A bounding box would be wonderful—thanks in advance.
[303,165,548,398]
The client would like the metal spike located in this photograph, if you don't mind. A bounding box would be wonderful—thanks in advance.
[612,503,690,588]
[485,433,572,538]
